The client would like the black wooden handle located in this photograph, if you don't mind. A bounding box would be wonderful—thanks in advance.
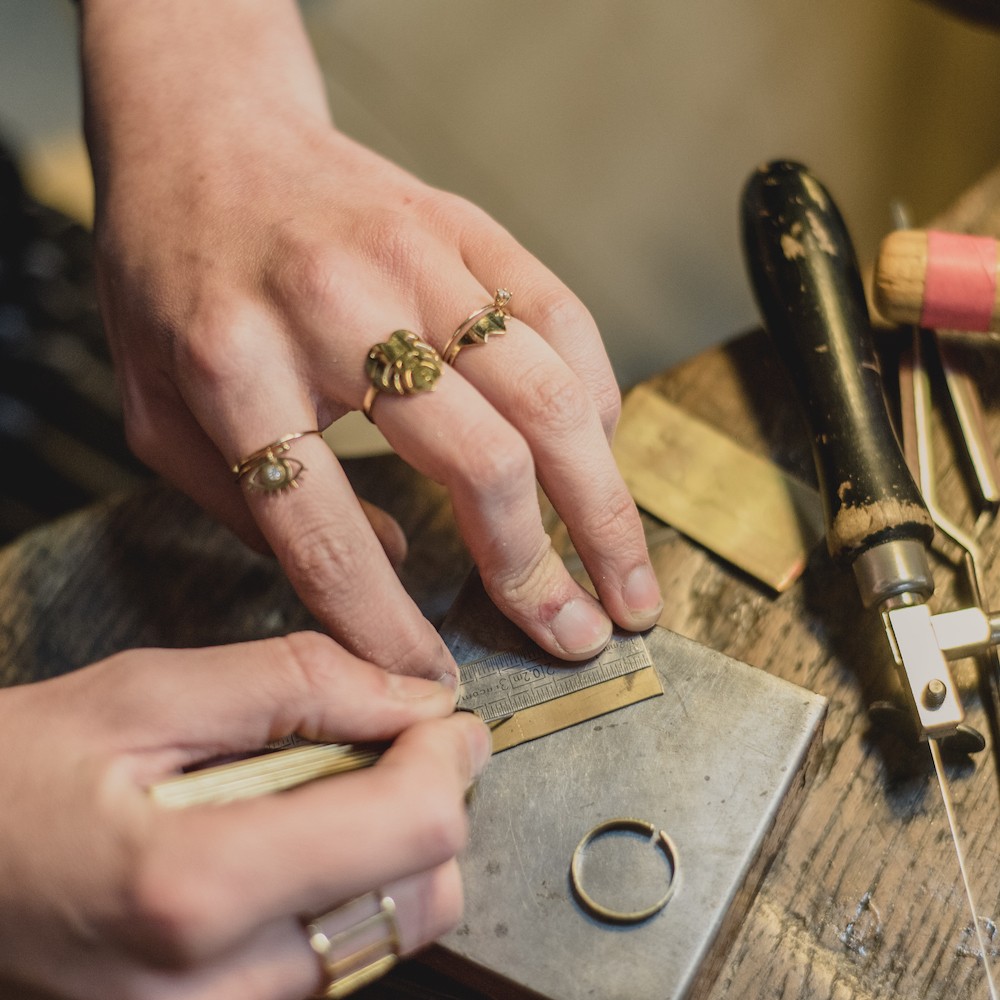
[740,160,933,563]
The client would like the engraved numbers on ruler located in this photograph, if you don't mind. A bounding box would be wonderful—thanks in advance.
[456,635,654,724]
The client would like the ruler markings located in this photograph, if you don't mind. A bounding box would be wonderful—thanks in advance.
[457,634,653,723]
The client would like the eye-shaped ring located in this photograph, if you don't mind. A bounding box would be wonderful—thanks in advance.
[232,431,321,494]
[245,454,305,492]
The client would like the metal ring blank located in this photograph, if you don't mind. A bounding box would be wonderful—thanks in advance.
[569,817,679,925]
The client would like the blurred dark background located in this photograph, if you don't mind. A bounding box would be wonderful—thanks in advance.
[0,143,147,546]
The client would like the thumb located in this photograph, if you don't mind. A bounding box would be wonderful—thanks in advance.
[80,633,457,768]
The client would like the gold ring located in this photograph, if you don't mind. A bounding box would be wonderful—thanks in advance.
[569,817,679,924]
[231,430,322,493]
[442,288,512,365]
[362,329,443,422]
[305,892,400,998]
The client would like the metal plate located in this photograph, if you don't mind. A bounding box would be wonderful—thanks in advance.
[431,579,827,1000]
[613,385,824,591]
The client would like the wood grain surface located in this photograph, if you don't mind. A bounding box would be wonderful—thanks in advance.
[4,163,1000,998]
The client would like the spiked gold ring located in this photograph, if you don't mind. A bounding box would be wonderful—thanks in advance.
[305,892,400,998]
[442,288,512,364]
[232,430,322,493]
[362,329,443,422]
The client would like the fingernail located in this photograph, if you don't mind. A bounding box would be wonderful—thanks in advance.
[437,668,459,693]
[387,672,454,701]
[549,598,612,656]
[624,564,663,619]
[464,717,492,778]
[436,638,460,694]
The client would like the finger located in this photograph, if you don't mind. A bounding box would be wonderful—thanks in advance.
[235,433,453,677]
[111,865,462,1000]
[415,252,661,632]
[373,376,615,659]
[454,205,622,438]
[127,380,411,574]
[133,712,489,960]
[83,633,457,772]
[442,315,663,632]
[171,317,455,680]
[356,498,408,568]
[49,918,314,1000]
[297,862,463,973]
[370,261,659,639]
[121,380,270,551]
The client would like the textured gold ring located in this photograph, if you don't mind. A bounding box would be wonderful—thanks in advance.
[569,817,679,925]
[305,892,400,999]
[232,430,322,493]
[362,329,443,422]
[442,288,512,365]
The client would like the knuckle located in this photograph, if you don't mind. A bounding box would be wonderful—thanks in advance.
[277,531,439,671]
[516,368,591,434]
[274,631,337,695]
[173,302,252,396]
[418,188,485,236]
[579,485,641,545]
[270,239,346,317]
[280,520,364,597]
[358,209,429,282]
[449,420,535,498]
[490,536,552,605]
[372,622,445,676]
[531,286,594,341]
[527,287,620,433]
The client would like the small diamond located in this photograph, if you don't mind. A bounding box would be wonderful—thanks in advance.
[263,462,287,484]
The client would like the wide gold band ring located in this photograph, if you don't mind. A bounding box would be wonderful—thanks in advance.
[362,329,443,422]
[232,430,322,493]
[442,288,512,364]
[569,817,679,925]
[305,892,401,998]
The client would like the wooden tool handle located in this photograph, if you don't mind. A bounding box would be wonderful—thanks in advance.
[740,160,933,563]
[873,229,1000,333]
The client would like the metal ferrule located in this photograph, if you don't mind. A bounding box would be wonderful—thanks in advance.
[851,539,934,609]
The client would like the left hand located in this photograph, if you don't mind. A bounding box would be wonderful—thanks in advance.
[80,0,663,679]
[0,633,489,1000]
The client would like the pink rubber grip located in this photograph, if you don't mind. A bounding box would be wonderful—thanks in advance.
[921,230,997,332]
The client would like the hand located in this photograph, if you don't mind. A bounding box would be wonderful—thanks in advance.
[0,633,490,1000]
[79,0,663,680]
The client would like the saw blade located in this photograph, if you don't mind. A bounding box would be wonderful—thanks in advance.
[930,737,999,1000]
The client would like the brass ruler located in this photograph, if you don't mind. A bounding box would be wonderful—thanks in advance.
[456,634,653,724]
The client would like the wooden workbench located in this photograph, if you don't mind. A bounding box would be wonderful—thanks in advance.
[4,164,1000,999]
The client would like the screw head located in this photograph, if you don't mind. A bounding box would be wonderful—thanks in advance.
[923,678,948,710]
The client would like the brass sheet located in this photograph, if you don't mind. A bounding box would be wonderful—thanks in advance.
[613,384,823,591]
[489,666,663,752]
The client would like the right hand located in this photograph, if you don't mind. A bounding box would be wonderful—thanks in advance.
[0,632,490,1000]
